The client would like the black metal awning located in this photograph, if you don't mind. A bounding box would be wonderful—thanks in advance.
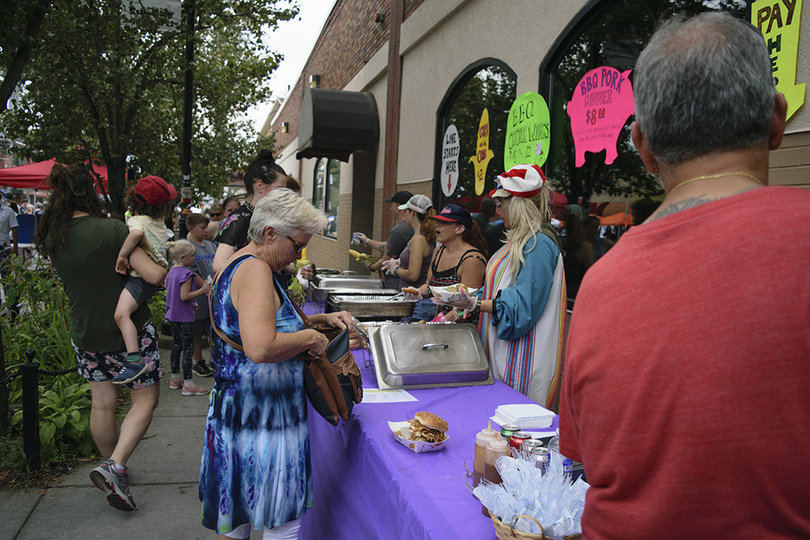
[296,88,380,162]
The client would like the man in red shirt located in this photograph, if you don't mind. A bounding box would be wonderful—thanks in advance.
[560,12,810,539]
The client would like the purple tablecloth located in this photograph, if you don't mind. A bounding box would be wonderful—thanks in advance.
[299,346,558,540]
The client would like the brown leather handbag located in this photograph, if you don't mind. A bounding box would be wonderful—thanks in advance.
[209,266,362,426]
[288,299,362,425]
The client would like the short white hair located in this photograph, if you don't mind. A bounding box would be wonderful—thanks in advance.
[248,188,327,243]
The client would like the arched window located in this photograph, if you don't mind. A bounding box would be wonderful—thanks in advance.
[433,60,517,213]
[313,158,340,238]
[539,0,749,209]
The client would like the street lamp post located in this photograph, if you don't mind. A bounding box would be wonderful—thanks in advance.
[178,0,194,239]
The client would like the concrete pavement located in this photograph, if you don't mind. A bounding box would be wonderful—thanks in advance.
[0,345,264,540]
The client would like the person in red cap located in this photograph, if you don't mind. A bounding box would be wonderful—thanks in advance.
[435,164,566,409]
[112,175,176,384]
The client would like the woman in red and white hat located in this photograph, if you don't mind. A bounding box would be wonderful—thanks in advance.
[437,164,566,408]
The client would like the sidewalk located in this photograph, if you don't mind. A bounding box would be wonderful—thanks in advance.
[0,345,256,540]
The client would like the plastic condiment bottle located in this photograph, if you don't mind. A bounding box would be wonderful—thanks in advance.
[482,435,510,516]
[473,421,499,489]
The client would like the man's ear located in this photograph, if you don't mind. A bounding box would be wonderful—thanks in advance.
[768,93,788,151]
[631,121,659,174]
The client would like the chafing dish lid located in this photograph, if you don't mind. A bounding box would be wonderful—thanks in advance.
[374,323,489,378]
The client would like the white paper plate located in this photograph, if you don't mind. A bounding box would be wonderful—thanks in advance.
[429,285,478,304]
[388,421,449,453]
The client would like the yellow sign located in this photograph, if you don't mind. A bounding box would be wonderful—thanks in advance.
[753,0,805,120]
[469,109,494,196]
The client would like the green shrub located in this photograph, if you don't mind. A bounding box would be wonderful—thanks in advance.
[148,288,166,324]
[2,255,95,464]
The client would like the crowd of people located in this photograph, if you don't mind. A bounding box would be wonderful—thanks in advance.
[16,10,808,539]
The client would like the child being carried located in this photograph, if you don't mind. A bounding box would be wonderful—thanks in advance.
[112,175,175,384]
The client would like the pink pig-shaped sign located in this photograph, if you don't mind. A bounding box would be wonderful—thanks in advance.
[567,66,634,168]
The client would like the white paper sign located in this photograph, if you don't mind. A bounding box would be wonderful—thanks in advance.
[440,124,460,197]
[362,388,418,403]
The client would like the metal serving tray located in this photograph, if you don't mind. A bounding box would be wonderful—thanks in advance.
[312,276,384,289]
[309,276,388,307]
[328,294,415,318]
[369,323,494,390]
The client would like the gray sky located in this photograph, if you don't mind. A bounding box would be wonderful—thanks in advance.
[247,0,337,132]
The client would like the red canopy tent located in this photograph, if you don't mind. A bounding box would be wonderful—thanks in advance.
[0,159,109,192]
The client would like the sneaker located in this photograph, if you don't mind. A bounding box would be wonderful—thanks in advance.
[182,382,210,396]
[169,376,183,390]
[112,360,149,385]
[193,361,213,377]
[89,459,137,511]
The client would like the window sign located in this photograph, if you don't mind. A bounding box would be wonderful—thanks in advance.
[469,108,494,196]
[504,92,551,170]
[437,63,516,210]
[441,124,461,196]
[753,0,805,120]
[567,66,635,168]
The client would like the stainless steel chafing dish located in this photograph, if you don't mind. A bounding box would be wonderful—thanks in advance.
[308,275,388,308]
[328,293,415,318]
[368,323,494,390]
[312,275,384,289]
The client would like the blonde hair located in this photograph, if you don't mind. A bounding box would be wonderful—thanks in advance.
[167,239,195,265]
[500,183,551,281]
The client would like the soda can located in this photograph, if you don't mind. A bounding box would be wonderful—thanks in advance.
[509,432,532,451]
[500,424,521,440]
[522,439,544,455]
[530,447,549,471]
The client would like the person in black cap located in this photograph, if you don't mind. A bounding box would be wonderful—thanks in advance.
[354,190,414,290]
[405,203,488,324]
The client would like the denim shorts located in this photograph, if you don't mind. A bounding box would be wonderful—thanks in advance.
[73,321,163,389]
[124,275,158,306]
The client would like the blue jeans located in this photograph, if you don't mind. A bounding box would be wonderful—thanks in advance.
[412,298,437,322]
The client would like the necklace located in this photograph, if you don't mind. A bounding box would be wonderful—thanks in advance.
[668,172,762,195]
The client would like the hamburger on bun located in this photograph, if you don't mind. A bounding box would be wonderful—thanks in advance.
[408,411,448,443]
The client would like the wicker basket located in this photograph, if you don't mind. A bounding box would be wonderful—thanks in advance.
[491,513,582,540]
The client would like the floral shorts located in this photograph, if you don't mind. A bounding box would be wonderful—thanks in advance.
[73,321,163,389]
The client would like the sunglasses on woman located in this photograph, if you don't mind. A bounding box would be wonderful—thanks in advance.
[286,235,306,254]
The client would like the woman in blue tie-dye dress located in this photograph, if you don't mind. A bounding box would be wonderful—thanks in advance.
[199,189,354,539]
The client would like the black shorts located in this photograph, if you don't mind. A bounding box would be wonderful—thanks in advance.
[193,317,211,340]
[124,275,158,306]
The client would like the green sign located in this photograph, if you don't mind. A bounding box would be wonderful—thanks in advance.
[504,92,551,170]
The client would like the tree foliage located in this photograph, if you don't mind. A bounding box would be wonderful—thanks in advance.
[0,0,296,214]
[0,0,50,114]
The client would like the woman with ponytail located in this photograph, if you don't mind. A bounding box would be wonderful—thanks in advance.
[382,194,437,321]
[212,150,287,273]
[34,163,167,511]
